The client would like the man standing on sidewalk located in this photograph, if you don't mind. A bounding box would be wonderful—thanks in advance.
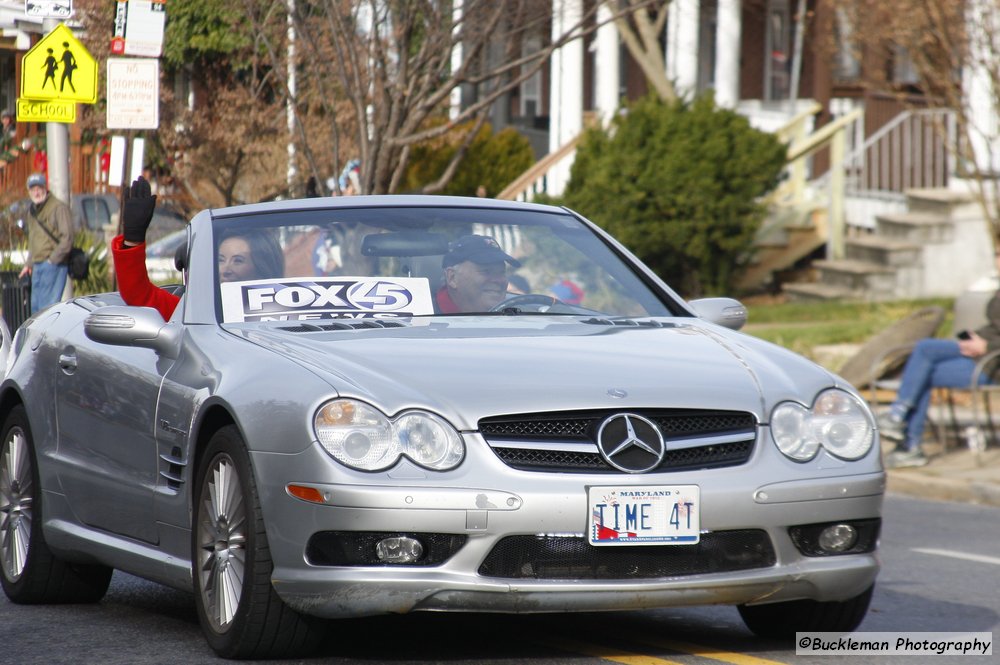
[18,173,74,313]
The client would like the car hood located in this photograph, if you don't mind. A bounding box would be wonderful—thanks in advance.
[235,318,839,429]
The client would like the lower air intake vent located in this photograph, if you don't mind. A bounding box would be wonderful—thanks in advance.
[478,530,775,579]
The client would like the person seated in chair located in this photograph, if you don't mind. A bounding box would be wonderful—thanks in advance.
[879,254,1000,468]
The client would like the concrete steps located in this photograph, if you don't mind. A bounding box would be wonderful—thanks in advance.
[783,187,992,301]
[739,203,827,291]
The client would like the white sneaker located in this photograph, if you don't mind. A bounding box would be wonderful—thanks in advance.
[877,412,905,442]
[885,448,928,469]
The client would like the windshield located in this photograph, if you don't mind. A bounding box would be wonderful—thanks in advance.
[211,205,683,323]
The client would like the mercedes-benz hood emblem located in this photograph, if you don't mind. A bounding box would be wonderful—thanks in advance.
[596,413,665,473]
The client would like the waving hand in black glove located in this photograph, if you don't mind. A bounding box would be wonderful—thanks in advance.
[122,176,157,246]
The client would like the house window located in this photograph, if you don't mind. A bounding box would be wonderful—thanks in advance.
[765,0,791,101]
[520,36,542,118]
[1,53,16,116]
[892,45,920,86]
[173,65,194,111]
[833,7,861,82]
[699,0,718,93]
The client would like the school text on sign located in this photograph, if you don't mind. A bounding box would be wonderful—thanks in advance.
[16,97,77,123]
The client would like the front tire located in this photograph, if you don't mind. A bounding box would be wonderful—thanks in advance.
[0,405,113,603]
[192,425,323,659]
[738,585,874,639]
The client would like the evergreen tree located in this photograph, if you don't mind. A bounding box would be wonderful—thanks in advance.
[564,94,786,297]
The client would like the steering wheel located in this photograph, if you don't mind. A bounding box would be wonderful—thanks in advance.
[489,293,561,313]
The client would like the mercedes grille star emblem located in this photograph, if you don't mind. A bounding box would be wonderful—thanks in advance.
[596,413,666,473]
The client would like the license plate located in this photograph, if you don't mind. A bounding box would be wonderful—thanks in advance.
[588,485,700,546]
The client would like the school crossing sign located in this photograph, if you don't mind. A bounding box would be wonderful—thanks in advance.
[21,23,98,104]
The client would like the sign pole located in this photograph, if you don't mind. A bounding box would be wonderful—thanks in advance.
[109,129,132,292]
[42,17,71,206]
[117,129,133,229]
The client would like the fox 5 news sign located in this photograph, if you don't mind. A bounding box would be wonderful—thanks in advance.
[221,277,435,322]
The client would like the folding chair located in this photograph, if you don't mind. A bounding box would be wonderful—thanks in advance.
[827,307,951,446]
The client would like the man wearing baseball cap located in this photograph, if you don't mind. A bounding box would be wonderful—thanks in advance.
[18,173,74,313]
[436,234,520,313]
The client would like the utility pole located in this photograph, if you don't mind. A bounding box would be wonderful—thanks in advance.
[43,17,71,206]
[286,0,297,197]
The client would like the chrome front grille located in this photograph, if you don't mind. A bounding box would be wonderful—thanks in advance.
[480,409,756,473]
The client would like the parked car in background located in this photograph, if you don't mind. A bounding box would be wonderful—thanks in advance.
[144,227,186,283]
[0,196,884,659]
[0,198,30,266]
[72,192,187,243]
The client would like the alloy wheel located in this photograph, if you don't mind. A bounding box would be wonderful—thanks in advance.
[196,455,248,631]
[0,427,32,582]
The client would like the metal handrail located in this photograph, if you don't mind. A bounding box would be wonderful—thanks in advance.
[767,107,864,259]
[496,133,583,201]
[776,101,823,145]
[786,108,864,162]
[814,108,955,198]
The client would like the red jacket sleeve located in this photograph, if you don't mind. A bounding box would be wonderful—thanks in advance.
[111,235,180,321]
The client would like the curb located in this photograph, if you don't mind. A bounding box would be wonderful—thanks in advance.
[886,470,1000,507]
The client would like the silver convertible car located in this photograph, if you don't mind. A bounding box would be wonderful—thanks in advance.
[0,197,884,658]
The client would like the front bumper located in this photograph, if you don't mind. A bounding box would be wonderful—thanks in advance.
[272,554,879,618]
[253,444,885,620]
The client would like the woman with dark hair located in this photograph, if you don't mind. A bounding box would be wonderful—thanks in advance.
[112,177,284,320]
[217,229,285,282]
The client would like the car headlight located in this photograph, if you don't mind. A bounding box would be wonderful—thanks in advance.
[771,389,874,462]
[314,399,464,471]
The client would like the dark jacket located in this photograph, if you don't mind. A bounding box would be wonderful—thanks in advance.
[975,290,1000,353]
[26,194,74,265]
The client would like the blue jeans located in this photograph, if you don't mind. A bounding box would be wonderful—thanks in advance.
[893,338,991,450]
[30,260,68,314]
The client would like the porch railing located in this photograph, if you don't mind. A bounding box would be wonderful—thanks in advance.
[779,107,865,259]
[813,108,956,231]
[496,133,582,202]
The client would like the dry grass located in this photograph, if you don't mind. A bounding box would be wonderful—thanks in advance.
[741,295,955,364]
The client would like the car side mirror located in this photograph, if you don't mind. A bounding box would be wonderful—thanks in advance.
[84,306,182,359]
[688,297,747,330]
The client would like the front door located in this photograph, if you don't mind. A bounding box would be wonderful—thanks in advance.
[54,321,171,544]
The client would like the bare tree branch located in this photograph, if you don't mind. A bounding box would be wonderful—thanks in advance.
[245,0,662,195]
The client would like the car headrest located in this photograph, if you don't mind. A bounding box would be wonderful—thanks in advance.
[174,240,189,272]
[361,231,450,257]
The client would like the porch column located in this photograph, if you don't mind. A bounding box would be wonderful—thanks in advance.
[594,2,620,124]
[714,0,742,108]
[449,0,463,119]
[964,0,1000,175]
[666,0,699,100]
[548,0,584,195]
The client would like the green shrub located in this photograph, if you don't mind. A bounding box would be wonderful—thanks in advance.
[72,231,112,295]
[563,93,786,297]
[403,121,535,197]
[0,231,110,299]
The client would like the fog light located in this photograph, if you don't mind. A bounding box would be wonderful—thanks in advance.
[818,524,858,553]
[375,536,424,563]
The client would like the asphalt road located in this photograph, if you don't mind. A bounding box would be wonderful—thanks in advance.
[3,493,997,665]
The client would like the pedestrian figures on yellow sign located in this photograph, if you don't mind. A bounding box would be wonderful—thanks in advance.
[60,42,77,93]
[42,48,57,90]
[40,42,78,93]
